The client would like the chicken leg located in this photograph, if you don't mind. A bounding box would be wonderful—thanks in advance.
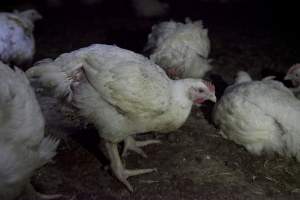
[105,141,157,192]
[122,136,161,158]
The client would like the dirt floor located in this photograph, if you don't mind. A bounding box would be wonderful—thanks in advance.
[4,0,300,199]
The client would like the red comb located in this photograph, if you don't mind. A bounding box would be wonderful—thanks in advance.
[203,80,215,92]
[288,63,300,74]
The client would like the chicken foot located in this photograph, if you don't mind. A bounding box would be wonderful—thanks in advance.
[25,183,62,200]
[122,136,161,158]
[105,141,157,192]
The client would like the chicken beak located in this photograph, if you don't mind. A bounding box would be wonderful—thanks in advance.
[284,74,292,80]
[209,94,217,103]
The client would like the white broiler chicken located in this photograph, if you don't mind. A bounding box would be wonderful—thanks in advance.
[212,71,300,160]
[26,44,216,191]
[145,18,212,79]
[0,62,60,200]
[0,9,42,66]
[284,63,300,99]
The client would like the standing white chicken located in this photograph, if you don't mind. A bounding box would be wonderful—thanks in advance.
[0,61,60,200]
[284,63,300,99]
[145,18,212,79]
[212,71,300,160]
[0,9,42,66]
[26,44,216,191]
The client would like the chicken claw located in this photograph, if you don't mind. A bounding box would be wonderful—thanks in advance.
[105,141,157,192]
[122,136,161,158]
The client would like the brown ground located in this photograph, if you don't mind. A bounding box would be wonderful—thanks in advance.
[5,1,300,199]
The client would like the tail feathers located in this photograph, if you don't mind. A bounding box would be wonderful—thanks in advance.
[185,17,192,24]
[26,62,73,100]
[262,76,276,81]
[144,20,177,53]
[185,17,203,28]
[26,59,56,77]
[0,137,59,183]
[38,136,60,163]
[235,71,252,84]
[18,9,42,22]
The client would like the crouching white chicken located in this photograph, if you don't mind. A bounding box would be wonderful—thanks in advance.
[212,71,300,160]
[0,9,42,66]
[145,18,212,79]
[26,44,216,191]
[284,63,300,99]
[0,62,60,200]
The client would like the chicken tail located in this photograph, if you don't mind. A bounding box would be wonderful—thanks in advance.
[26,59,55,79]
[234,71,252,84]
[17,9,42,22]
[26,59,83,101]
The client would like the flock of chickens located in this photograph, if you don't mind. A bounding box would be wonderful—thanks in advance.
[1,3,300,200]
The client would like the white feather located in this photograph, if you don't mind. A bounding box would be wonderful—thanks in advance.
[213,72,300,161]
[0,9,42,66]
[26,44,215,143]
[0,62,59,200]
[234,71,252,84]
[25,44,216,190]
[146,18,212,79]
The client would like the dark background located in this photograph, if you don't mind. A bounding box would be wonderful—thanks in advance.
[2,1,300,199]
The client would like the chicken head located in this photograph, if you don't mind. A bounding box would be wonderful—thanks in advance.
[285,63,300,87]
[188,80,216,105]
